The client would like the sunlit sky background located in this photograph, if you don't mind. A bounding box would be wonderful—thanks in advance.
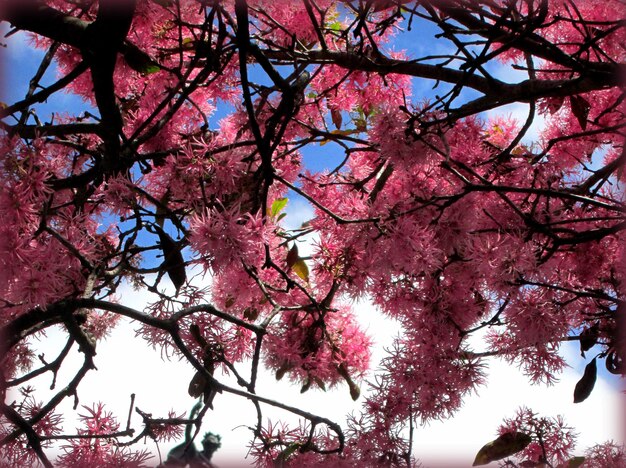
[1,9,623,467]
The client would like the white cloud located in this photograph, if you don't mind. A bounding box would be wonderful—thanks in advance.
[282,194,315,232]
[6,219,622,468]
[10,277,622,467]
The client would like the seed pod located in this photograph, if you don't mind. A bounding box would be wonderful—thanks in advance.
[573,357,597,403]
[286,244,299,268]
[473,431,533,466]
[605,350,624,375]
[300,378,311,394]
[153,224,186,292]
[570,95,591,130]
[579,323,598,357]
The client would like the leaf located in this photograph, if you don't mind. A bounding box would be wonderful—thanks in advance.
[354,117,367,132]
[124,46,161,75]
[151,0,174,6]
[567,456,586,468]
[153,225,186,292]
[291,258,309,282]
[331,129,356,136]
[181,37,196,50]
[274,443,300,466]
[331,108,343,129]
[519,460,542,467]
[328,21,342,31]
[243,307,259,321]
[270,197,288,217]
[143,64,161,75]
[286,244,299,268]
[545,96,564,114]
[570,95,591,130]
[573,357,597,403]
[319,129,358,145]
[472,432,533,466]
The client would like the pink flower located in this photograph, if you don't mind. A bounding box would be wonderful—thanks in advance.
[189,204,266,273]
[57,403,152,468]
[264,304,372,389]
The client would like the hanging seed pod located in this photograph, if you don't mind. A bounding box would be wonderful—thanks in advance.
[152,224,186,292]
[472,431,533,466]
[286,243,299,268]
[579,323,599,357]
[570,95,591,130]
[573,357,597,403]
[605,350,624,375]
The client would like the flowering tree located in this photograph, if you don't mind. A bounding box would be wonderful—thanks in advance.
[0,0,624,466]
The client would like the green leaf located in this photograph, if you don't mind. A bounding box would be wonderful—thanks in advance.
[270,197,288,217]
[473,432,532,466]
[567,456,586,468]
[292,258,309,282]
[143,64,161,75]
[320,129,357,146]
[331,129,356,136]
[573,357,597,403]
[181,37,195,50]
[274,443,300,466]
[329,21,342,31]
[124,47,162,75]
[354,117,367,132]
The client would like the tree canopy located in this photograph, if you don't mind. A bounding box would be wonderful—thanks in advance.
[0,0,624,466]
